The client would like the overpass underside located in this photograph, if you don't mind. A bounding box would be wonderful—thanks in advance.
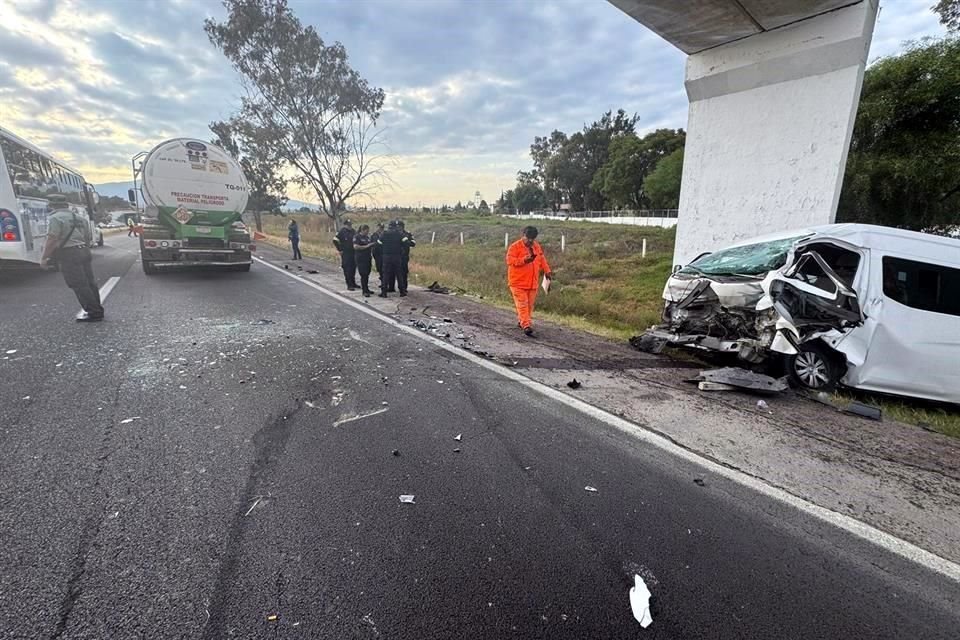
[609,1,879,265]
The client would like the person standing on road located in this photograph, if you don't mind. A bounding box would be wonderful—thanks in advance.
[353,224,376,297]
[126,217,136,237]
[332,218,358,290]
[370,222,385,286]
[377,220,404,298]
[506,225,552,337]
[288,219,302,260]
[397,220,416,297]
[40,194,104,323]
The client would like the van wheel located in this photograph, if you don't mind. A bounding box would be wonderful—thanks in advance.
[787,343,842,391]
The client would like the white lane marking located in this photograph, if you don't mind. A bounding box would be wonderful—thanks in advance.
[99,276,121,301]
[253,256,960,583]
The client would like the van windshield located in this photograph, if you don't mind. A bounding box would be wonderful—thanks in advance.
[682,235,810,277]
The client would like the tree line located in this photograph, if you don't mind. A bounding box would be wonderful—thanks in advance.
[497,110,685,215]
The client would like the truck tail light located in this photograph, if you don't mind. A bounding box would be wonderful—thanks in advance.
[145,240,157,248]
[248,244,256,252]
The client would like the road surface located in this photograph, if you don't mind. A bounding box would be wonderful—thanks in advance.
[1,235,957,639]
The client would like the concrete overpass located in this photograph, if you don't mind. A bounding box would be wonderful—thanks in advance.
[609,1,880,265]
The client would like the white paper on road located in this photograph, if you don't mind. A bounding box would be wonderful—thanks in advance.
[454,433,462,441]
[630,574,653,628]
[541,276,551,294]
[584,486,598,492]
[119,417,141,424]
[399,495,416,504]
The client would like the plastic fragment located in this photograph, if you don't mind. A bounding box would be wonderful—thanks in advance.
[454,434,462,441]
[756,400,769,411]
[267,614,278,621]
[584,486,598,493]
[567,378,582,389]
[629,574,654,628]
[120,417,141,425]
[399,495,416,504]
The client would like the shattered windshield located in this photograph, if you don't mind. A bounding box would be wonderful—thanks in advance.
[682,235,810,277]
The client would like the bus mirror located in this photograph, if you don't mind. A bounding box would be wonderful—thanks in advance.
[127,189,137,205]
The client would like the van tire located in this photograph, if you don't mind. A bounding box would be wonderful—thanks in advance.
[786,343,842,391]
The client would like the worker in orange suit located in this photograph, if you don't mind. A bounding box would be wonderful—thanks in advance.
[506,225,552,337]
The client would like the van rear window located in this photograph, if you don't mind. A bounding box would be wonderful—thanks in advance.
[882,257,960,317]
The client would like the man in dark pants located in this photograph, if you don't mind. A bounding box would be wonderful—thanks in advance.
[397,220,416,297]
[40,195,104,322]
[332,218,358,290]
[377,220,404,298]
[353,224,376,297]
[370,222,384,287]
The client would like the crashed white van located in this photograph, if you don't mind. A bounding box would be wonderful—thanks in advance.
[646,224,960,404]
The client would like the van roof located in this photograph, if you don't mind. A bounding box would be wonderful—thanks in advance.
[803,223,960,264]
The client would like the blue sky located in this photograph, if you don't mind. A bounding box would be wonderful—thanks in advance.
[0,0,948,206]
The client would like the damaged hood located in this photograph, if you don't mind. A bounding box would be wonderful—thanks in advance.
[663,273,767,309]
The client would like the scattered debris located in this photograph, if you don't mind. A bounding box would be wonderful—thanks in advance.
[251,319,275,325]
[245,496,263,517]
[584,486,598,493]
[454,433,462,441]
[5,349,16,355]
[267,614,278,622]
[22,396,30,401]
[629,574,654,628]
[392,449,400,456]
[756,399,770,411]
[696,367,788,394]
[304,400,317,408]
[567,378,582,390]
[453,448,461,453]
[437,379,444,384]
[333,407,389,426]
[179,385,187,390]
[119,417,141,425]
[427,281,450,294]
[629,334,667,354]
[693,477,706,487]
[844,401,883,421]
[307,269,319,274]
[399,494,416,504]
[283,264,290,270]
[698,381,738,392]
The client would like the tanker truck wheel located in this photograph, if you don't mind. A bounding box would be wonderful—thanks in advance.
[142,260,158,275]
[232,263,251,272]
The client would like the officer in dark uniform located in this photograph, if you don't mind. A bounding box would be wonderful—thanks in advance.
[353,224,376,297]
[397,220,416,297]
[332,218,358,290]
[377,220,404,298]
[370,222,385,285]
[39,195,104,322]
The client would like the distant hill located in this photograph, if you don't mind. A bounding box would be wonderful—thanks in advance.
[93,182,318,212]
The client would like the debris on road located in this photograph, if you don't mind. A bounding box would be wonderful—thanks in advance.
[267,614,278,622]
[251,319,275,325]
[119,417,141,424]
[567,378,582,389]
[629,334,667,354]
[453,448,461,453]
[756,399,770,412]
[333,407,389,426]
[454,433,462,441]
[629,574,654,628]
[5,349,16,355]
[844,401,883,421]
[693,477,706,486]
[698,381,738,392]
[427,281,450,294]
[307,269,319,274]
[304,400,317,408]
[696,367,788,394]
[244,496,263,516]
[584,486,598,493]
[392,449,400,456]
[399,494,416,504]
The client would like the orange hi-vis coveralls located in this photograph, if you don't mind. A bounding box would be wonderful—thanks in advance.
[506,238,551,329]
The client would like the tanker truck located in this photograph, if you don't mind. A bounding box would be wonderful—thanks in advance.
[131,138,254,274]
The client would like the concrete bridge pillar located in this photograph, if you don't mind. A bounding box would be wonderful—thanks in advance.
[610,0,879,266]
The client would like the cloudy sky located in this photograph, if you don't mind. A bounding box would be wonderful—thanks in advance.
[0,0,948,206]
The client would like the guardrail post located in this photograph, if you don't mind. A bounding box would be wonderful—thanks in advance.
[561,234,566,252]
[459,232,464,245]
[642,238,647,258]
[431,231,436,244]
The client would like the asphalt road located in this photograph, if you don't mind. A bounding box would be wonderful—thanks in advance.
[1,235,957,639]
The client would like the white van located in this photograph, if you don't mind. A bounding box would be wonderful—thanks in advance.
[646,224,960,404]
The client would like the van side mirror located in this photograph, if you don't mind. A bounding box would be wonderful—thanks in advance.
[127,189,137,205]
[673,264,682,273]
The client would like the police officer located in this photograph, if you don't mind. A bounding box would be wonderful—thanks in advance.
[370,222,385,284]
[377,220,404,298]
[397,220,416,297]
[40,195,104,322]
[353,224,376,297]
[332,218,358,290]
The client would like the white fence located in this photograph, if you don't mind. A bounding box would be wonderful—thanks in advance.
[503,209,678,228]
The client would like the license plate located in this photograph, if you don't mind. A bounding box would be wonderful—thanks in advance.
[195,226,211,234]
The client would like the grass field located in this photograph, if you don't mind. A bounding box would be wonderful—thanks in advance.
[261,213,676,339]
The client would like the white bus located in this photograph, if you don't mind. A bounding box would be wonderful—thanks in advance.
[0,126,101,267]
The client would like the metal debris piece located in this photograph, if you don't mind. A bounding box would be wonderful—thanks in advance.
[698,381,738,392]
[454,434,462,441]
[584,486,598,493]
[693,477,706,486]
[629,574,654,628]
[844,401,882,421]
[629,334,667,354]
[119,417,141,425]
[567,378,582,389]
[399,495,416,504]
[698,367,788,394]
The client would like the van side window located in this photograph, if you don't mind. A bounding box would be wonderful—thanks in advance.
[882,257,960,317]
